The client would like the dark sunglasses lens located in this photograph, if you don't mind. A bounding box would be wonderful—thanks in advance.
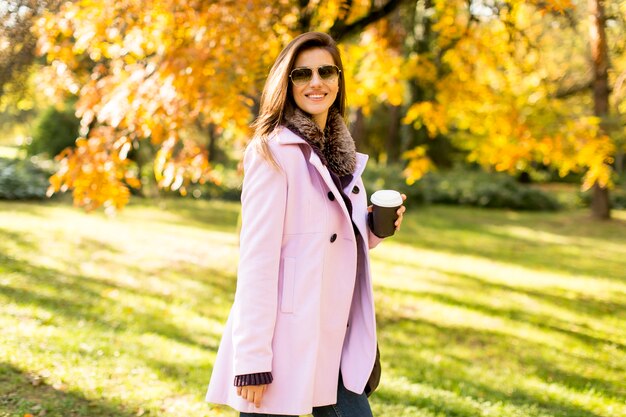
[318,65,339,80]
[291,68,312,84]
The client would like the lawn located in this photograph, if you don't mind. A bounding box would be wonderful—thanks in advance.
[0,198,625,417]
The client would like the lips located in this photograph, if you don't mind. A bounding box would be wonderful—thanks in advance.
[305,93,327,101]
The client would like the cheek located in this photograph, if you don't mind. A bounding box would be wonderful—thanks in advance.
[330,86,339,102]
[292,86,305,103]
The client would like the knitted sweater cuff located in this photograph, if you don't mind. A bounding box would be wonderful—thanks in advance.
[233,372,273,387]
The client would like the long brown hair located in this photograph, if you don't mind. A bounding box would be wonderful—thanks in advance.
[250,32,347,166]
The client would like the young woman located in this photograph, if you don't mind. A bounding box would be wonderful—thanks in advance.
[206,31,406,417]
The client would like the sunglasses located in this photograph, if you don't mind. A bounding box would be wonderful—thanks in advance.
[289,65,341,86]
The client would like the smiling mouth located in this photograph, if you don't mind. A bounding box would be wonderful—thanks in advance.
[305,93,326,100]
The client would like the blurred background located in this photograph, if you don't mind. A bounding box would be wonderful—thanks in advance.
[1,1,625,417]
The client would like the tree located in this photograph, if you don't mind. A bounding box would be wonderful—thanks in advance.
[0,0,60,100]
[32,0,626,216]
[588,0,611,219]
[397,0,621,219]
[35,0,404,211]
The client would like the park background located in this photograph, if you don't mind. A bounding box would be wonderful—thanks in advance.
[1,0,625,416]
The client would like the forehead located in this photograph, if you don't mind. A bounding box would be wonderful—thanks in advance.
[294,48,335,68]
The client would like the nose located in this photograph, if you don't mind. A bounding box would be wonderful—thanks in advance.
[309,70,323,87]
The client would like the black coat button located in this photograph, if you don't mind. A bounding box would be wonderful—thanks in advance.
[352,185,360,194]
[328,191,335,201]
[330,233,337,242]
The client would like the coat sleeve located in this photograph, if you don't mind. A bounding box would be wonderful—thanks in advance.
[232,144,287,376]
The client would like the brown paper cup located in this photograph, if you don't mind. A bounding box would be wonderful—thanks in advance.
[371,190,403,238]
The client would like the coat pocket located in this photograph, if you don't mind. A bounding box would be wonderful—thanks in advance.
[280,257,296,313]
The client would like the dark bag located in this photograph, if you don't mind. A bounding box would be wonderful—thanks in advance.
[364,344,381,397]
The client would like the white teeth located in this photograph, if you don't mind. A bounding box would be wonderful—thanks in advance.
[308,94,325,99]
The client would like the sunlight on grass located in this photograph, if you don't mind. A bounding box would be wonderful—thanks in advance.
[0,145,22,159]
[1,200,625,417]
[613,210,626,221]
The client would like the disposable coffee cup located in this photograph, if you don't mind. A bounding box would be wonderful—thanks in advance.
[370,190,403,238]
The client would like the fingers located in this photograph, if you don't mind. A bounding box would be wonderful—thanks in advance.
[395,205,407,230]
[237,385,266,408]
[240,387,256,406]
[401,193,407,201]
[248,389,256,406]
[367,205,373,212]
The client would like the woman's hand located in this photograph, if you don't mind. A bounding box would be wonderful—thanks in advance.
[237,384,268,408]
[394,194,407,231]
[367,193,407,233]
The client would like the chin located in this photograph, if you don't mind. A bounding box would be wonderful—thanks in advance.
[303,104,331,115]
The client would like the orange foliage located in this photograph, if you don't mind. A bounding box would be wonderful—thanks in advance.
[36,0,294,210]
[401,0,617,191]
[34,0,620,211]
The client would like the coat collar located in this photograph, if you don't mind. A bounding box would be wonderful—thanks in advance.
[276,126,370,237]
[282,107,357,177]
[276,127,368,182]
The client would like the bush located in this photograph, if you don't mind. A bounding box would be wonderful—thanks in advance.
[362,163,561,211]
[194,164,243,201]
[27,105,80,157]
[578,187,626,210]
[0,157,50,200]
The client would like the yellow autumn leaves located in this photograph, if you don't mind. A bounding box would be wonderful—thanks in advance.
[31,0,624,210]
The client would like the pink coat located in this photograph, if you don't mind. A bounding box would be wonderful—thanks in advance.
[205,126,382,415]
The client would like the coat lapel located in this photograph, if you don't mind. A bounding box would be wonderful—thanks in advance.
[307,150,352,222]
[344,153,368,193]
[278,127,368,226]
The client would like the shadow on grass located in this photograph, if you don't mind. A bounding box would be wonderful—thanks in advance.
[145,356,215,399]
[0,200,61,216]
[0,224,123,260]
[0,221,237,416]
[128,198,241,233]
[399,269,626,352]
[0,227,39,253]
[376,316,616,417]
[395,206,626,283]
[0,198,241,236]
[0,252,232,351]
[73,236,123,256]
[0,363,137,417]
[376,278,625,372]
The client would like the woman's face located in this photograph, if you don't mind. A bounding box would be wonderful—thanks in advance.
[291,48,339,129]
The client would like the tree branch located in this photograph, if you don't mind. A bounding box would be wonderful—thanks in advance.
[553,80,593,98]
[329,0,405,41]
[337,0,354,22]
[297,0,313,32]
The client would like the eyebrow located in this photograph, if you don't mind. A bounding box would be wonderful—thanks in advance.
[292,65,335,69]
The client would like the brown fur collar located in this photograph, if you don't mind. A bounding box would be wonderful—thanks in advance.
[283,107,357,176]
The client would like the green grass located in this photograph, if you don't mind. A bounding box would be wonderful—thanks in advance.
[1,199,625,417]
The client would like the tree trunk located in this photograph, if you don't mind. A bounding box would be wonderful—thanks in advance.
[591,183,610,219]
[385,104,402,164]
[207,123,217,163]
[588,0,611,219]
[616,150,624,176]
[350,108,366,153]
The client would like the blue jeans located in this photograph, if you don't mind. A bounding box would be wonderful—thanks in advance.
[239,374,373,417]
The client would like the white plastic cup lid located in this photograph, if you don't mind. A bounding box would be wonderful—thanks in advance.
[371,190,403,208]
